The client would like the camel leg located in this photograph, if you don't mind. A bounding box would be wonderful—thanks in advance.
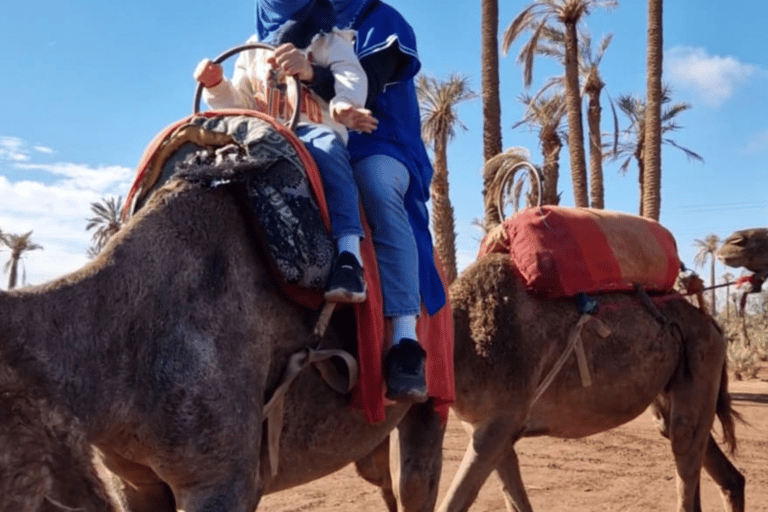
[355,439,398,512]
[652,389,744,512]
[652,372,720,512]
[389,400,446,512]
[495,448,533,512]
[437,416,517,512]
[702,436,745,512]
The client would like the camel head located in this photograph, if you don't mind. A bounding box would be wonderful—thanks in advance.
[717,227,768,273]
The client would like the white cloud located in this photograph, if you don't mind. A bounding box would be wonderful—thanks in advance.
[0,136,30,162]
[665,46,762,107]
[0,143,133,288]
[33,145,54,155]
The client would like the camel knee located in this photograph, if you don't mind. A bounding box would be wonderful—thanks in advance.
[670,417,697,456]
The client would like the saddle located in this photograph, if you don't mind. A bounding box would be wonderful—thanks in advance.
[123,110,454,427]
[480,205,681,298]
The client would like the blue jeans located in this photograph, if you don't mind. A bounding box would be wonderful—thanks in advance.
[296,124,364,240]
[353,154,420,317]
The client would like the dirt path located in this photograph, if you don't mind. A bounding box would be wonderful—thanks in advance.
[260,364,768,511]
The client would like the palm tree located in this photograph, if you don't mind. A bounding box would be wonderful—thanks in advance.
[580,31,613,210]
[502,0,617,208]
[644,0,663,221]
[610,85,703,216]
[86,196,124,257]
[515,91,566,206]
[417,74,477,284]
[1,231,43,289]
[481,0,503,162]
[694,234,720,316]
[522,26,613,209]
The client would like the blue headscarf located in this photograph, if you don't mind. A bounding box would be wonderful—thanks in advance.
[329,0,375,29]
[255,0,335,48]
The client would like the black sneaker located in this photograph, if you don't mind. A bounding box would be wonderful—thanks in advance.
[325,251,367,303]
[385,338,428,403]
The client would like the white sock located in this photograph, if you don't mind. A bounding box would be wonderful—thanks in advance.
[337,235,362,266]
[392,315,418,344]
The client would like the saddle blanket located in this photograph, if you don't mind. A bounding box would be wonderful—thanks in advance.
[479,205,680,298]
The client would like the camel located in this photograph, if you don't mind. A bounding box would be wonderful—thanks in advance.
[431,158,745,512]
[437,252,744,512]
[0,154,446,511]
[0,365,119,512]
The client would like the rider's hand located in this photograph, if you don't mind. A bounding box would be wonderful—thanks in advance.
[268,43,314,82]
[332,102,378,133]
[194,59,224,88]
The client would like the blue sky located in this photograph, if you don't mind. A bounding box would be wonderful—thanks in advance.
[1,1,767,288]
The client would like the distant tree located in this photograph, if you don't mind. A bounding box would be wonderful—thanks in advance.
[644,0,663,220]
[417,74,476,283]
[694,234,720,316]
[2,231,43,289]
[481,0,503,162]
[502,0,617,208]
[515,91,566,206]
[609,85,703,216]
[86,196,124,257]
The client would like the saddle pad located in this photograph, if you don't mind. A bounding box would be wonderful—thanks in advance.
[479,206,680,298]
[123,111,334,298]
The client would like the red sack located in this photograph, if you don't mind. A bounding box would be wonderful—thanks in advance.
[479,206,680,298]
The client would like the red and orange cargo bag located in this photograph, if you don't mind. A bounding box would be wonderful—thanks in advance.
[479,206,681,298]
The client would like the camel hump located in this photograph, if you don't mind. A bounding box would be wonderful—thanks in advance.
[124,111,335,305]
[479,205,681,298]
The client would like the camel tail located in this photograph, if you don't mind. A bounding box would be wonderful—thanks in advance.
[715,359,742,455]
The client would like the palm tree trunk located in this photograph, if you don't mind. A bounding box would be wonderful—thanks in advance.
[710,258,717,316]
[635,143,645,216]
[586,86,605,209]
[481,0,502,162]
[563,21,589,208]
[430,132,458,284]
[643,0,663,220]
[8,256,19,289]
[542,132,562,206]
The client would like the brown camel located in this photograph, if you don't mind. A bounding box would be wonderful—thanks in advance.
[434,252,744,512]
[0,165,445,512]
[0,365,119,512]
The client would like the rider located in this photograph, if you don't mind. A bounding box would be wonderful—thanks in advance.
[194,0,377,304]
[310,0,448,402]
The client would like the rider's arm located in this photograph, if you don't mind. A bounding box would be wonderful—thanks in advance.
[202,45,262,110]
[311,30,368,113]
[309,43,404,109]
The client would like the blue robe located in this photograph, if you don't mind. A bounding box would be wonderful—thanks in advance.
[346,0,446,315]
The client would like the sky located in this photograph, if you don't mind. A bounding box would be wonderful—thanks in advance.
[1,1,767,289]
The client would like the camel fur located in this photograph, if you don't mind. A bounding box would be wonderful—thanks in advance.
[0,169,445,512]
[0,365,119,512]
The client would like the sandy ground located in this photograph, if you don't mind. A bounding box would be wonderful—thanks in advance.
[260,363,768,511]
